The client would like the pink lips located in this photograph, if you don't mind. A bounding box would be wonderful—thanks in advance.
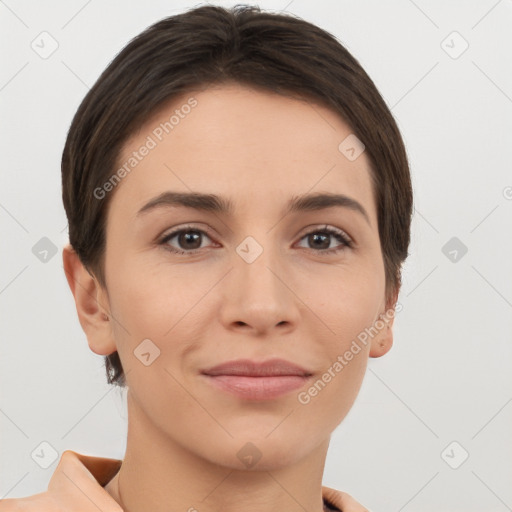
[201,358,313,400]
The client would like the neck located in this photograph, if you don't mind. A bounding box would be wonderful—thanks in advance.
[104,390,330,512]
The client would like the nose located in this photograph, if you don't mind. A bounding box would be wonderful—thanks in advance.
[218,241,300,335]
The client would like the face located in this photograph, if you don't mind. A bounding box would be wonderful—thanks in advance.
[86,83,395,470]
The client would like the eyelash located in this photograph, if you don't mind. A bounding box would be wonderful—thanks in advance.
[159,224,353,256]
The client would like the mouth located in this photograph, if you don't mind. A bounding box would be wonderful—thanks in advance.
[200,358,313,401]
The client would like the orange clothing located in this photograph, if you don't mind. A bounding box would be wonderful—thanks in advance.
[0,450,368,511]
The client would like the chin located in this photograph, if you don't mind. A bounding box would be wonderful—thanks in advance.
[202,435,314,471]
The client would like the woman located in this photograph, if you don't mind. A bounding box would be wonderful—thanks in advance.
[0,4,412,511]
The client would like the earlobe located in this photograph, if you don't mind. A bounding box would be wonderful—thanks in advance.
[369,293,399,358]
[62,244,117,356]
[369,323,393,358]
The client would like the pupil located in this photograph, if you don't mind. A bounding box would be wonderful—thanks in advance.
[180,231,201,249]
[311,233,329,249]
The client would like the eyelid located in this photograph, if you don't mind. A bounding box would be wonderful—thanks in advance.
[296,224,353,253]
[159,223,216,245]
[300,224,352,243]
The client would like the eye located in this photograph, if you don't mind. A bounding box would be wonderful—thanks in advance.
[296,225,353,254]
[159,225,216,255]
[159,224,353,256]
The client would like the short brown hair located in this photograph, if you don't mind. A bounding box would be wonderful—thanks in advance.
[62,4,413,388]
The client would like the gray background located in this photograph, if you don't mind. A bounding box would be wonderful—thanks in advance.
[1,1,511,510]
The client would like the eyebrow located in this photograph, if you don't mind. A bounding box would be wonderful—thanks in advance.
[136,191,370,225]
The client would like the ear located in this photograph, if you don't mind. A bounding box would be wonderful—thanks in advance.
[369,289,399,358]
[62,243,117,356]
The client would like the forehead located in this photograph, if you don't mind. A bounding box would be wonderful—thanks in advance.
[109,83,376,226]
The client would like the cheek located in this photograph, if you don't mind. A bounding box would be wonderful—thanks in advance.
[107,252,203,331]
[296,265,383,346]
[106,256,217,382]
[296,322,371,429]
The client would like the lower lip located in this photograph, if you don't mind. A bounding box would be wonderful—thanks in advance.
[202,374,310,400]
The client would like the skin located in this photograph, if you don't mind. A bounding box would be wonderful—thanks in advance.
[63,82,397,512]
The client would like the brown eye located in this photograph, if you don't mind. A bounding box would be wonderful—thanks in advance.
[159,224,352,256]
[296,226,352,254]
[160,227,214,254]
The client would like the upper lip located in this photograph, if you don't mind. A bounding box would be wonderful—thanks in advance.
[201,358,312,377]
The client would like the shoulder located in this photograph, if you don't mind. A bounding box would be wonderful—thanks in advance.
[322,485,371,512]
[0,492,61,511]
[0,450,122,512]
